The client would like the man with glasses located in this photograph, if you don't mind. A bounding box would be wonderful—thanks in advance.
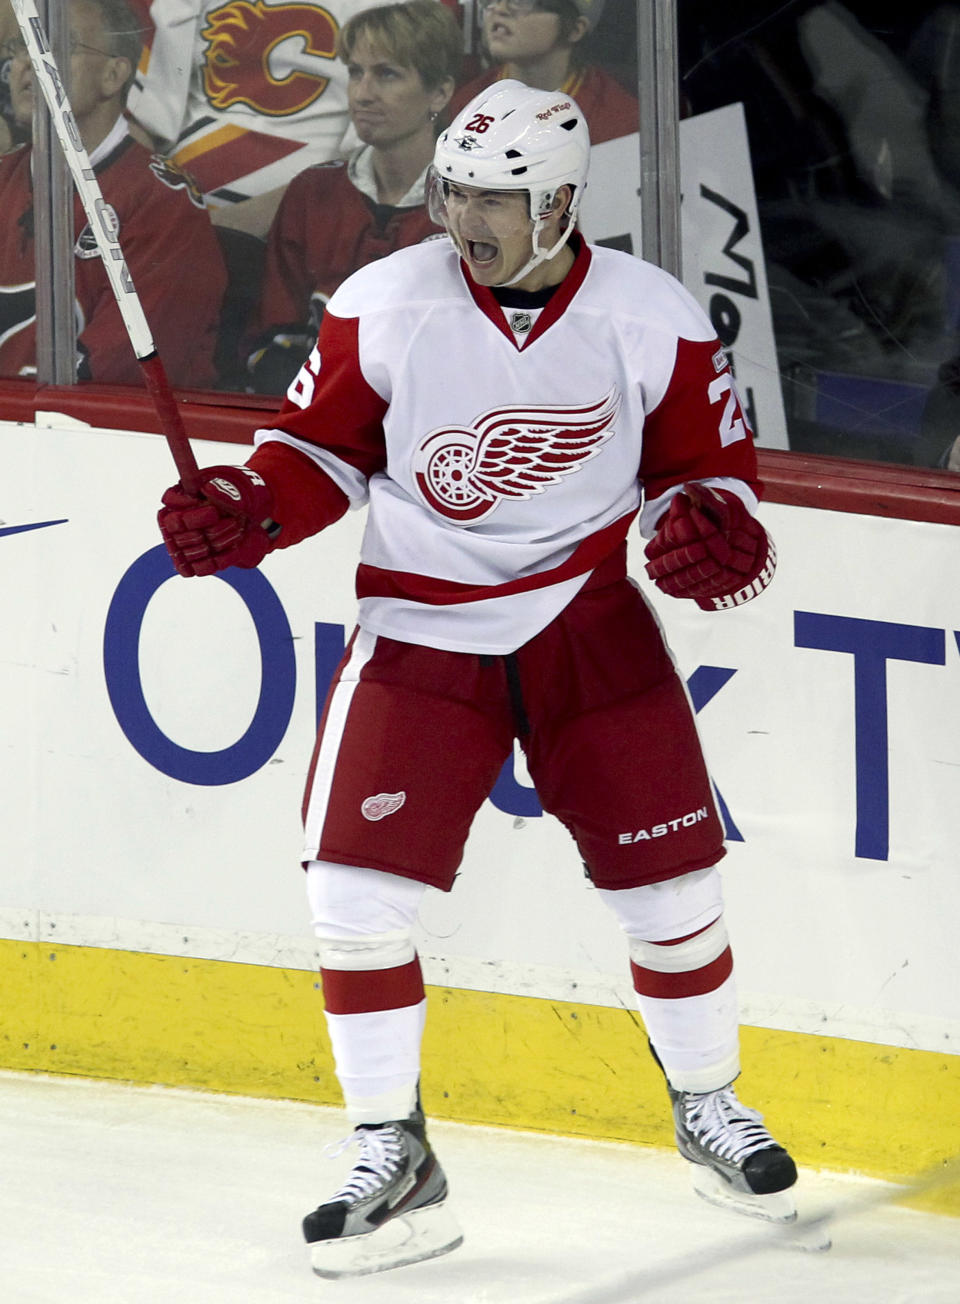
[449,0,637,144]
[0,0,22,153]
[0,0,226,385]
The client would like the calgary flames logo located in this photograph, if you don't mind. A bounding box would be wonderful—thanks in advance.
[149,154,206,208]
[412,391,620,524]
[201,1,339,117]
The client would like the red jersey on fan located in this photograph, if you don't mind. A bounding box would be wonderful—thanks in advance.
[448,64,638,145]
[0,120,226,386]
[254,149,443,336]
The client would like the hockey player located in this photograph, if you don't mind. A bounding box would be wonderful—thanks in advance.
[246,0,462,394]
[158,81,796,1277]
[448,0,638,145]
[0,0,226,386]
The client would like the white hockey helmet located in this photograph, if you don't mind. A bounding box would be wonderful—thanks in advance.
[429,79,591,284]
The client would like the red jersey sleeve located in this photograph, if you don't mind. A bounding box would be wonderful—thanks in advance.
[639,336,761,507]
[246,440,350,547]
[247,309,389,545]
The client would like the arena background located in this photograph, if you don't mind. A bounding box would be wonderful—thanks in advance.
[1,4,958,1218]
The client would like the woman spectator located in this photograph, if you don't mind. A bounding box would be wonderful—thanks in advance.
[246,0,461,395]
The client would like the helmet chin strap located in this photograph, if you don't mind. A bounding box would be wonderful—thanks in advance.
[496,215,575,287]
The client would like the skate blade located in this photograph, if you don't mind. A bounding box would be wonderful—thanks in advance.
[688,1163,829,1251]
[690,1167,832,1251]
[309,1201,463,1278]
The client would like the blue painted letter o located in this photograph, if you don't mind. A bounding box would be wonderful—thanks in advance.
[103,546,296,785]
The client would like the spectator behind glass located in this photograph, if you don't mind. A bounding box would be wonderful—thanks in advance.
[448,0,637,145]
[0,0,226,386]
[0,0,22,153]
[126,1,458,239]
[246,0,460,396]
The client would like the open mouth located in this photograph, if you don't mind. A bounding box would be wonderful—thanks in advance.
[468,240,499,265]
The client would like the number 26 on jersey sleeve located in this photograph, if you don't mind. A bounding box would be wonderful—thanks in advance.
[289,344,322,410]
[708,372,750,447]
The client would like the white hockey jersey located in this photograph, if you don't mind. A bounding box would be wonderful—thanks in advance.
[250,236,761,654]
[127,0,375,205]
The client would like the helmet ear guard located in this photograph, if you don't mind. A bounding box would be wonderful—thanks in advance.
[534,183,577,227]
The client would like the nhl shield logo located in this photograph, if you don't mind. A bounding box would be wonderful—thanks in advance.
[74,223,102,260]
[361,791,406,821]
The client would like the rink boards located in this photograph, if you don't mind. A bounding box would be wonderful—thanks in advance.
[1,418,958,1212]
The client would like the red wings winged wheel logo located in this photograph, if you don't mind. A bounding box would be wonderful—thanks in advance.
[412,390,621,524]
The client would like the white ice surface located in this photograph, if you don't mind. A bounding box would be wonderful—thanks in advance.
[1,1070,957,1303]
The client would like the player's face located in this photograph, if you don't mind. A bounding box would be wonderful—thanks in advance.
[480,0,564,62]
[443,181,566,289]
[346,35,451,150]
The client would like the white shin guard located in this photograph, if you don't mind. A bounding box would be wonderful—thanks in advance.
[598,866,741,1092]
[307,861,427,1123]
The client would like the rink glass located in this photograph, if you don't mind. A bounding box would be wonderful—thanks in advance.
[4,1,960,471]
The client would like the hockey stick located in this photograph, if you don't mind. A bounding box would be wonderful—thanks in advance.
[11,0,202,494]
[549,1153,960,1303]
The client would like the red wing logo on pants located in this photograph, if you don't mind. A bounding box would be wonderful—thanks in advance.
[361,792,407,822]
[201,1,339,117]
[411,390,621,524]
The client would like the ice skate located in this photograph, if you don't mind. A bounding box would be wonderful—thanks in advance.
[668,1079,799,1224]
[303,1108,462,1277]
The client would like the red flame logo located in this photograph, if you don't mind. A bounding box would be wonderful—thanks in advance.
[201,1,339,117]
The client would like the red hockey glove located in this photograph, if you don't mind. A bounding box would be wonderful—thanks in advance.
[158,465,280,577]
[643,484,776,611]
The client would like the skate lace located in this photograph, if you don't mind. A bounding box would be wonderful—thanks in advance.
[682,1087,777,1166]
[324,1125,407,1204]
